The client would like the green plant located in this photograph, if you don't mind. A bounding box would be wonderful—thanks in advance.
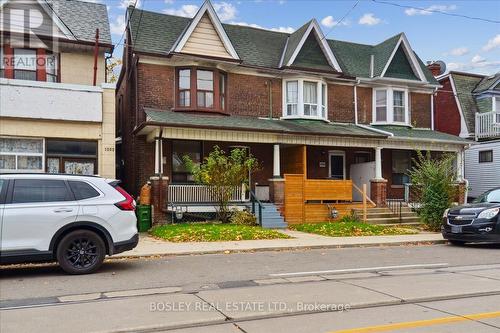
[230,210,258,226]
[338,212,361,224]
[408,151,457,231]
[184,146,258,223]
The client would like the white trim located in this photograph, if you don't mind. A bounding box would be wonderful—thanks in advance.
[328,150,346,180]
[282,77,328,120]
[448,74,471,138]
[0,77,103,92]
[380,34,426,82]
[285,20,342,72]
[357,124,394,137]
[278,36,289,68]
[431,90,435,130]
[371,87,410,125]
[172,1,239,60]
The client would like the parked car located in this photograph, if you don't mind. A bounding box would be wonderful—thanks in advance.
[0,174,138,274]
[442,187,500,245]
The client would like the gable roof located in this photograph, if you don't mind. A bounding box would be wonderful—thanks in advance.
[448,72,483,134]
[172,1,239,59]
[127,8,435,83]
[1,0,112,46]
[473,73,500,93]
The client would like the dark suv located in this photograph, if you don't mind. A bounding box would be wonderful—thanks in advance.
[442,187,500,245]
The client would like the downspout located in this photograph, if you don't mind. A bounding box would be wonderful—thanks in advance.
[353,79,360,125]
[431,87,437,130]
[93,28,100,86]
[268,79,273,119]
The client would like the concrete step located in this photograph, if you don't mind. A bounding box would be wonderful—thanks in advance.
[360,212,418,219]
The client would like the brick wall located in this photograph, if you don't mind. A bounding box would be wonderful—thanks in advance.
[329,84,355,123]
[435,77,461,136]
[411,92,431,128]
[137,63,174,113]
[226,73,281,117]
[357,86,372,124]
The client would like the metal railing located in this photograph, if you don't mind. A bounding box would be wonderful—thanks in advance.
[168,184,246,203]
[475,111,500,139]
[249,190,264,226]
[386,198,404,222]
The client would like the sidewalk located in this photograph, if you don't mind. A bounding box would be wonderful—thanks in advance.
[114,230,445,258]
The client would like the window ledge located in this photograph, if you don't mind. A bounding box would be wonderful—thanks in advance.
[281,115,329,122]
[370,122,412,127]
[171,108,230,116]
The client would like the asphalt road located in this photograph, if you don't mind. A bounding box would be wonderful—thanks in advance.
[1,243,500,333]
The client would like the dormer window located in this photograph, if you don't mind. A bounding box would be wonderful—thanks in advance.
[175,67,226,112]
[372,87,409,125]
[283,78,327,120]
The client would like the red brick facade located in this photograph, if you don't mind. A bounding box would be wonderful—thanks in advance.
[411,93,432,128]
[434,77,461,136]
[329,84,355,123]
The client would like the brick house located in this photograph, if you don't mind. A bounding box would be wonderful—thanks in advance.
[434,71,500,198]
[116,1,468,224]
[0,0,115,178]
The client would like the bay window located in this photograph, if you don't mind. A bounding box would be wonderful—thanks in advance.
[373,88,409,125]
[283,79,328,120]
[0,137,44,172]
[176,68,226,112]
[0,46,59,82]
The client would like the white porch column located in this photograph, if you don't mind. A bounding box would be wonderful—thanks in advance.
[273,144,281,178]
[154,138,160,174]
[375,147,383,179]
[456,150,464,180]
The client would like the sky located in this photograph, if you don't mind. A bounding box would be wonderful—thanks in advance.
[99,0,500,75]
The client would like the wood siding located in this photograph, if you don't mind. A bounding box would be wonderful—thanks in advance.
[181,14,232,59]
[465,141,500,198]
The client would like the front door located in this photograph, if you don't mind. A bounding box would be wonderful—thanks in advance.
[329,151,345,180]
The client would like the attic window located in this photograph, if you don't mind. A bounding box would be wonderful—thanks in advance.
[283,78,328,120]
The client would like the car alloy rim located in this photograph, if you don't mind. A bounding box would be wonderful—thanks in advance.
[65,238,98,268]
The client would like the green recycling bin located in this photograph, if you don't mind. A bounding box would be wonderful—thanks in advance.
[136,205,152,232]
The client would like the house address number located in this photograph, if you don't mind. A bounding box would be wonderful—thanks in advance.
[104,147,115,152]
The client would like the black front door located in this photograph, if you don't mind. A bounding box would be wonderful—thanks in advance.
[329,153,345,180]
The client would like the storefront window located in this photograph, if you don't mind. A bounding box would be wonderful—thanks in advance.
[172,140,201,183]
[0,137,44,172]
[46,140,97,175]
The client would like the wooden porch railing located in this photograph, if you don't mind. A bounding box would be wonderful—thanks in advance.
[476,111,500,139]
[168,184,246,203]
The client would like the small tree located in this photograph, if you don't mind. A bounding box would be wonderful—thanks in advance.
[184,146,258,223]
[408,151,457,231]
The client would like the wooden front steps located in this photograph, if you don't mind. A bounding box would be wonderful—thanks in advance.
[352,207,422,225]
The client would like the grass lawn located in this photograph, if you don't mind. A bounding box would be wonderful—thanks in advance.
[289,221,419,237]
[150,223,291,242]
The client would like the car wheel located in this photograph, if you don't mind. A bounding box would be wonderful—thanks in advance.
[56,230,106,274]
[449,240,466,246]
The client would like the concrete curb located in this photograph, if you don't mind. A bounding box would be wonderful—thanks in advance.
[109,239,447,260]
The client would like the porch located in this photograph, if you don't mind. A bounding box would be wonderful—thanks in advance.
[475,110,500,140]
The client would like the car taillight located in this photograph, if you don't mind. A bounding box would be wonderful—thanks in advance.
[114,186,136,211]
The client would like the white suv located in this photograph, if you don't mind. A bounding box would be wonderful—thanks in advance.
[0,174,138,274]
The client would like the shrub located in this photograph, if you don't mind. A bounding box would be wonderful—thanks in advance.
[230,210,258,226]
[408,151,457,231]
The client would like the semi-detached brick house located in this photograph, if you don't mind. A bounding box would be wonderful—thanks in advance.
[116,1,469,225]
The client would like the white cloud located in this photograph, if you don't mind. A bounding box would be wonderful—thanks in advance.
[163,4,199,17]
[119,0,141,9]
[405,4,456,16]
[446,47,469,56]
[213,2,237,21]
[110,15,126,36]
[164,0,174,4]
[358,13,381,26]
[482,34,500,51]
[230,21,294,33]
[471,54,485,63]
[320,15,350,28]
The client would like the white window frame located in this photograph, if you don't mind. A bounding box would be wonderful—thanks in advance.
[328,150,346,180]
[0,137,45,173]
[282,78,328,121]
[493,96,500,124]
[372,87,409,126]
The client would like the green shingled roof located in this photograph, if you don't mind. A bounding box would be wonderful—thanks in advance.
[450,72,483,134]
[384,46,419,81]
[473,73,500,93]
[144,109,386,138]
[127,8,437,84]
[371,125,469,144]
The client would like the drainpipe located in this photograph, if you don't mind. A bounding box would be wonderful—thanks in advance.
[268,79,273,119]
[93,28,100,86]
[353,79,360,125]
[431,87,437,130]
